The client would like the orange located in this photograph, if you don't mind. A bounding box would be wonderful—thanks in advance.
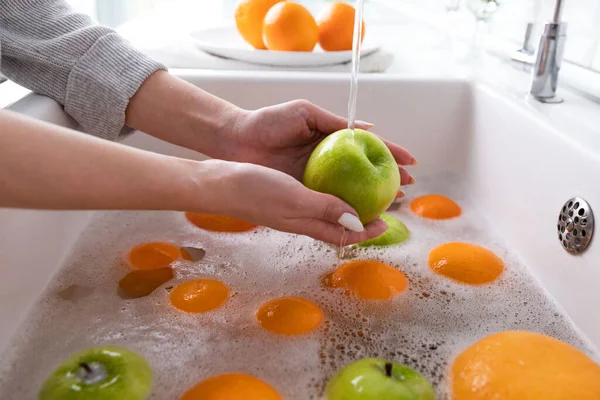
[128,242,180,270]
[429,242,503,285]
[118,267,174,298]
[451,331,600,400]
[234,0,283,49]
[170,279,229,313]
[263,2,319,52]
[180,246,206,262]
[181,248,193,261]
[410,194,462,220]
[328,260,408,300]
[185,212,257,233]
[317,2,365,51]
[181,373,281,400]
[256,296,323,335]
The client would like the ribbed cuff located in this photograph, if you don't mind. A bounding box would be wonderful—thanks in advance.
[64,33,167,141]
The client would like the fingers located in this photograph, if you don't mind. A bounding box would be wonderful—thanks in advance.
[296,100,347,134]
[377,135,417,166]
[355,120,374,130]
[399,166,415,186]
[312,192,364,232]
[285,186,394,245]
[338,212,364,232]
[297,191,389,244]
[293,99,415,165]
[346,218,388,244]
[297,217,388,246]
[393,167,413,199]
[294,100,374,134]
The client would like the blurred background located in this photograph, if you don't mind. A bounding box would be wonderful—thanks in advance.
[64,0,600,73]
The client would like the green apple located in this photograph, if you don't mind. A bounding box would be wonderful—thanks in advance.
[325,358,436,400]
[303,129,400,225]
[357,213,410,247]
[39,346,152,400]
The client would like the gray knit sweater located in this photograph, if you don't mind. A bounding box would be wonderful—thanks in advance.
[0,0,167,140]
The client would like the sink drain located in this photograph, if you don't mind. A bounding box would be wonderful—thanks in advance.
[557,197,594,255]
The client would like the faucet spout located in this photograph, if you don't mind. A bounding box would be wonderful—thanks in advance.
[552,0,564,24]
[530,0,567,103]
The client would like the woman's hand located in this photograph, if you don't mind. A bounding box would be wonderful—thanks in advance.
[0,111,383,245]
[224,100,417,193]
[198,159,388,245]
[126,73,416,195]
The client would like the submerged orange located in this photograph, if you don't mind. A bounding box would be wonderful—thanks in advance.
[181,373,281,400]
[451,331,600,400]
[328,260,408,300]
[170,279,229,313]
[128,242,180,270]
[185,212,257,232]
[410,194,461,220]
[256,296,323,335]
[119,267,174,298]
[429,242,503,285]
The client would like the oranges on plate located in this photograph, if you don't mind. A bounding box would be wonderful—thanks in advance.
[263,2,319,52]
[234,0,282,50]
[317,2,365,51]
[234,0,365,52]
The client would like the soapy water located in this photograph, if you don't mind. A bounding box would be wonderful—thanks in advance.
[337,228,348,262]
[0,173,598,399]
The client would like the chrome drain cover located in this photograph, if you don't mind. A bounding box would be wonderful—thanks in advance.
[557,197,594,255]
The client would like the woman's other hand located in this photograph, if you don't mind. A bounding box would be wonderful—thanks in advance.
[196,159,388,245]
[225,100,417,190]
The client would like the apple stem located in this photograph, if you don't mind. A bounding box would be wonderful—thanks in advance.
[76,362,108,385]
[81,363,92,374]
[385,362,393,377]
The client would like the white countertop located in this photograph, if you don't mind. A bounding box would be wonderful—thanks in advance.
[112,0,600,145]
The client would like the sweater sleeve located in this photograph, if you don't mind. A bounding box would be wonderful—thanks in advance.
[0,0,167,140]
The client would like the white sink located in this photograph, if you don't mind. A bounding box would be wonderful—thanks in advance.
[1,72,599,397]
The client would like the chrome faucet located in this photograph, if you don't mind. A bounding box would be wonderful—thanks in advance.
[530,0,567,103]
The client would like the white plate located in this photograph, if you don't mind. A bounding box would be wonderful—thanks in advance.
[190,26,380,67]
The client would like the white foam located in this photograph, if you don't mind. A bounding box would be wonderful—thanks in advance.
[0,173,597,400]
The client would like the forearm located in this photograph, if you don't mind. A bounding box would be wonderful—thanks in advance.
[0,0,165,139]
[0,1,241,149]
[125,71,242,158]
[0,110,207,211]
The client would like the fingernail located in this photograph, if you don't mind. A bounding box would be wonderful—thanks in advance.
[338,213,364,232]
[410,157,418,165]
[396,190,406,199]
[355,120,374,129]
[408,176,416,184]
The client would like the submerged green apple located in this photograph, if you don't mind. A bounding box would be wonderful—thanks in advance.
[303,129,400,225]
[39,346,152,400]
[325,358,436,400]
[357,213,410,247]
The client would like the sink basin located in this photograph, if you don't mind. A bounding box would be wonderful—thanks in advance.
[1,72,599,397]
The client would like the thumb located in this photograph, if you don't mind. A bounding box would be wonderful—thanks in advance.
[296,191,387,245]
[313,192,364,233]
[300,101,373,134]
